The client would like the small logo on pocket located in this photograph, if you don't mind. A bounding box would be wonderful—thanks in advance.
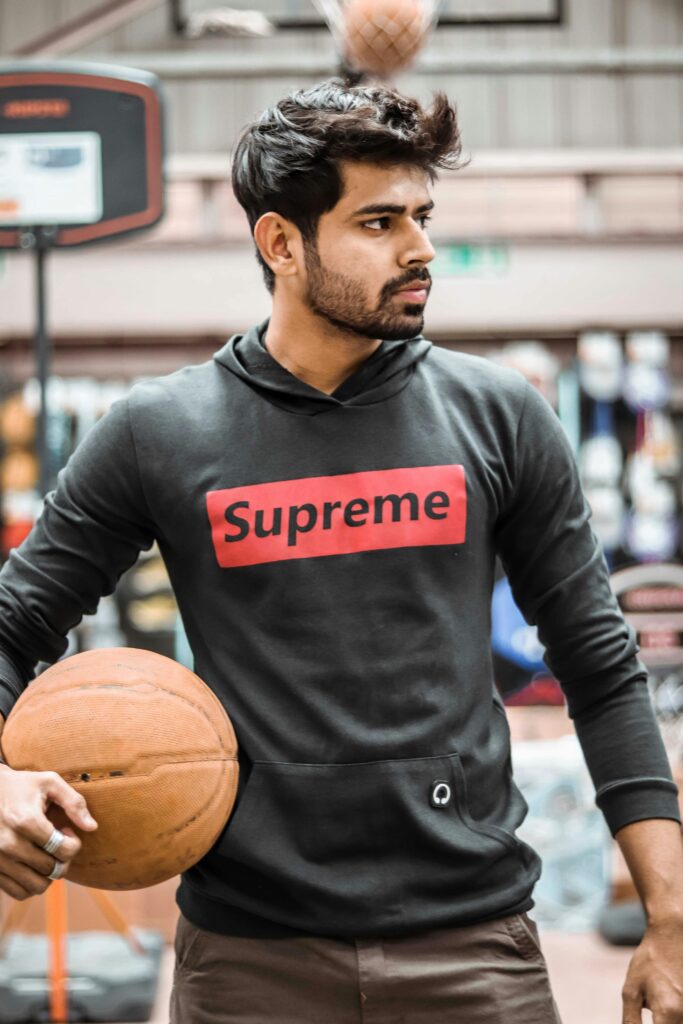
[430,781,452,808]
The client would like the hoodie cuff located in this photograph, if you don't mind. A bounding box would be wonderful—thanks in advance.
[596,777,682,838]
[0,650,25,722]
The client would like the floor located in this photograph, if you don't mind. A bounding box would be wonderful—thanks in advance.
[140,928,652,1024]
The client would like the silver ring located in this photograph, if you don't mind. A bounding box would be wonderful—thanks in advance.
[42,828,66,856]
[48,859,68,882]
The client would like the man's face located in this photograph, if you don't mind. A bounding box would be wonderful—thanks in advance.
[301,161,436,341]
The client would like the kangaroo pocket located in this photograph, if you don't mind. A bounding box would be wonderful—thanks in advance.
[201,751,534,935]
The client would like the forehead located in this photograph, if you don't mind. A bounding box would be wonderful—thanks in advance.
[333,161,432,216]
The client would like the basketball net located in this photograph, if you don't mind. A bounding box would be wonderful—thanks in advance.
[313,0,443,84]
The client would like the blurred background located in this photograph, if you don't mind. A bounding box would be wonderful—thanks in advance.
[1,1,682,1022]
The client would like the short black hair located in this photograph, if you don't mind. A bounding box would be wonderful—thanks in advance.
[231,78,466,293]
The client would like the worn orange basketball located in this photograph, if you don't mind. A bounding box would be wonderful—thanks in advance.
[342,0,429,77]
[1,648,238,890]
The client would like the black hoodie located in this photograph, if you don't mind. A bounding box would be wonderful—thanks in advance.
[0,318,679,939]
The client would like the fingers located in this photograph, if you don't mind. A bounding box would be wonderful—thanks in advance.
[622,985,644,1024]
[39,771,98,832]
[0,824,80,899]
[0,849,57,898]
[0,828,58,874]
[6,769,98,857]
[0,871,32,901]
[5,805,81,861]
[0,769,95,901]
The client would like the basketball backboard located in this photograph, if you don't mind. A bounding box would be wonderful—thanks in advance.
[435,0,560,22]
[0,62,164,249]
[174,0,562,30]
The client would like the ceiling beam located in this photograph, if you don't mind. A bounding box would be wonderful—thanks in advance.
[12,0,165,58]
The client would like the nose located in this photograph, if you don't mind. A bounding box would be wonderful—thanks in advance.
[399,220,436,269]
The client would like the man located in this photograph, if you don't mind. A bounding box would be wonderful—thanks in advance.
[0,79,682,1024]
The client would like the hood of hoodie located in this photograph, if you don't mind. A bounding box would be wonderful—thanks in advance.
[213,318,432,416]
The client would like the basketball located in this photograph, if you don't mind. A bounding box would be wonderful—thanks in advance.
[342,0,430,77]
[0,648,238,890]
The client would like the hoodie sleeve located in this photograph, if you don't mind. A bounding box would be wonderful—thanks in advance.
[0,397,155,721]
[494,378,681,838]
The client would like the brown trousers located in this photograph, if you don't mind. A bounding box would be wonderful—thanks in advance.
[169,910,564,1023]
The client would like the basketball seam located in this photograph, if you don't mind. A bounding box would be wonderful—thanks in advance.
[58,756,238,783]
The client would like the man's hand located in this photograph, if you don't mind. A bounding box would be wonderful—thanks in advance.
[622,916,683,1023]
[0,763,98,900]
[614,819,683,1023]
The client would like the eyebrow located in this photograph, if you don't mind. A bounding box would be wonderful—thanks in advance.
[350,199,435,218]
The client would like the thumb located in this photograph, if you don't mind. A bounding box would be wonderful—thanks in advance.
[56,825,79,875]
[40,771,98,832]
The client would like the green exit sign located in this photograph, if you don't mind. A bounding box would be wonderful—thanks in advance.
[431,243,508,277]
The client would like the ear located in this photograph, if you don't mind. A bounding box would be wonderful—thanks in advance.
[253,212,301,282]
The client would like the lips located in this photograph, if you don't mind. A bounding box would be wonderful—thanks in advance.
[396,285,429,302]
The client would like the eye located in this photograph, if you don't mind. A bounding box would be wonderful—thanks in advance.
[363,217,391,231]
[362,213,433,232]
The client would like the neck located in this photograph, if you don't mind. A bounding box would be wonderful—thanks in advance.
[263,304,382,396]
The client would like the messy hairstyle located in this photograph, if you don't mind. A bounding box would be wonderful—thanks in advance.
[231,78,466,293]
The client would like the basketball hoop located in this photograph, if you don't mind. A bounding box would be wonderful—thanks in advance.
[313,0,444,84]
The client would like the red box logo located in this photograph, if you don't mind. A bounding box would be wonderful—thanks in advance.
[206,465,467,568]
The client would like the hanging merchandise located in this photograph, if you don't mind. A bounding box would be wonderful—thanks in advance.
[22,378,74,485]
[1,450,38,494]
[0,377,134,563]
[0,491,41,561]
[0,389,41,560]
[486,341,564,706]
[0,392,35,449]
[578,406,625,557]
[645,410,682,479]
[1,374,184,664]
[577,330,623,404]
[596,562,683,947]
[491,573,565,707]
[612,562,683,684]
[622,331,671,413]
[576,331,625,566]
[556,361,582,458]
[582,485,625,556]
[622,332,679,564]
[492,575,546,675]
[624,467,679,563]
[115,546,179,660]
[510,735,612,931]
[486,341,560,407]
[76,595,127,652]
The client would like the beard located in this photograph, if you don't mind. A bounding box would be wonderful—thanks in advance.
[303,240,429,342]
